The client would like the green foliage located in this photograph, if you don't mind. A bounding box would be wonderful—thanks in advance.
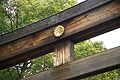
[24,53,54,77]
[0,0,77,35]
[74,40,106,60]
[0,0,120,80]
[84,70,120,80]
[0,1,10,34]
[15,0,76,27]
[0,0,76,79]
[0,68,19,80]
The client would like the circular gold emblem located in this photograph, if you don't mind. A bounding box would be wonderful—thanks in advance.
[53,25,65,37]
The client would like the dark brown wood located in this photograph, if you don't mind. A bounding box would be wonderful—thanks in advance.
[0,0,112,46]
[54,40,74,66]
[22,47,120,80]
[0,0,120,69]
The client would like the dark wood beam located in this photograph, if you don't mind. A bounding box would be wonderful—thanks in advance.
[0,0,120,69]
[22,47,120,80]
[0,0,112,46]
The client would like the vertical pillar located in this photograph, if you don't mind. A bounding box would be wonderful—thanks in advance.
[54,40,74,66]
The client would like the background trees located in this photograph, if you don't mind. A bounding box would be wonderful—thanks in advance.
[0,0,119,80]
[0,0,77,79]
[0,0,76,35]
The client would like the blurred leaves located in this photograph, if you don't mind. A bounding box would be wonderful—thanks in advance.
[74,40,106,60]
[0,0,77,35]
[0,0,119,80]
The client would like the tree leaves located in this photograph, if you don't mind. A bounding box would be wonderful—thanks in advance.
[0,0,119,80]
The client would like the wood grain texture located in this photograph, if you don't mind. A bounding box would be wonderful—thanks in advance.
[0,0,120,69]
[0,0,112,46]
[54,40,74,66]
[22,47,120,80]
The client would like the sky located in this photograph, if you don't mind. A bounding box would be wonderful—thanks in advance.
[77,0,120,49]
[77,0,86,3]
[91,28,120,49]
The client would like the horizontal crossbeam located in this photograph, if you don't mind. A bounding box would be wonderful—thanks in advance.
[23,47,120,80]
[0,0,112,45]
[0,0,120,69]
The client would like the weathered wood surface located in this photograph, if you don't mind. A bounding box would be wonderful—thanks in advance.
[23,46,120,80]
[0,0,112,46]
[0,0,120,69]
[54,40,74,66]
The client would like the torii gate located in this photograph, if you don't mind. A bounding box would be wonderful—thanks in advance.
[0,0,120,80]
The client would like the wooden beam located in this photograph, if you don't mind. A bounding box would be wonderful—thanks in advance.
[54,40,74,66]
[0,0,120,69]
[0,0,112,46]
[22,46,120,80]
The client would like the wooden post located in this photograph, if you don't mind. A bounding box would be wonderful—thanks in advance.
[54,40,74,66]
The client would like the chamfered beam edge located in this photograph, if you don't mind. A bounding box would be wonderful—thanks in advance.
[23,46,120,80]
[0,0,120,69]
[0,0,112,45]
